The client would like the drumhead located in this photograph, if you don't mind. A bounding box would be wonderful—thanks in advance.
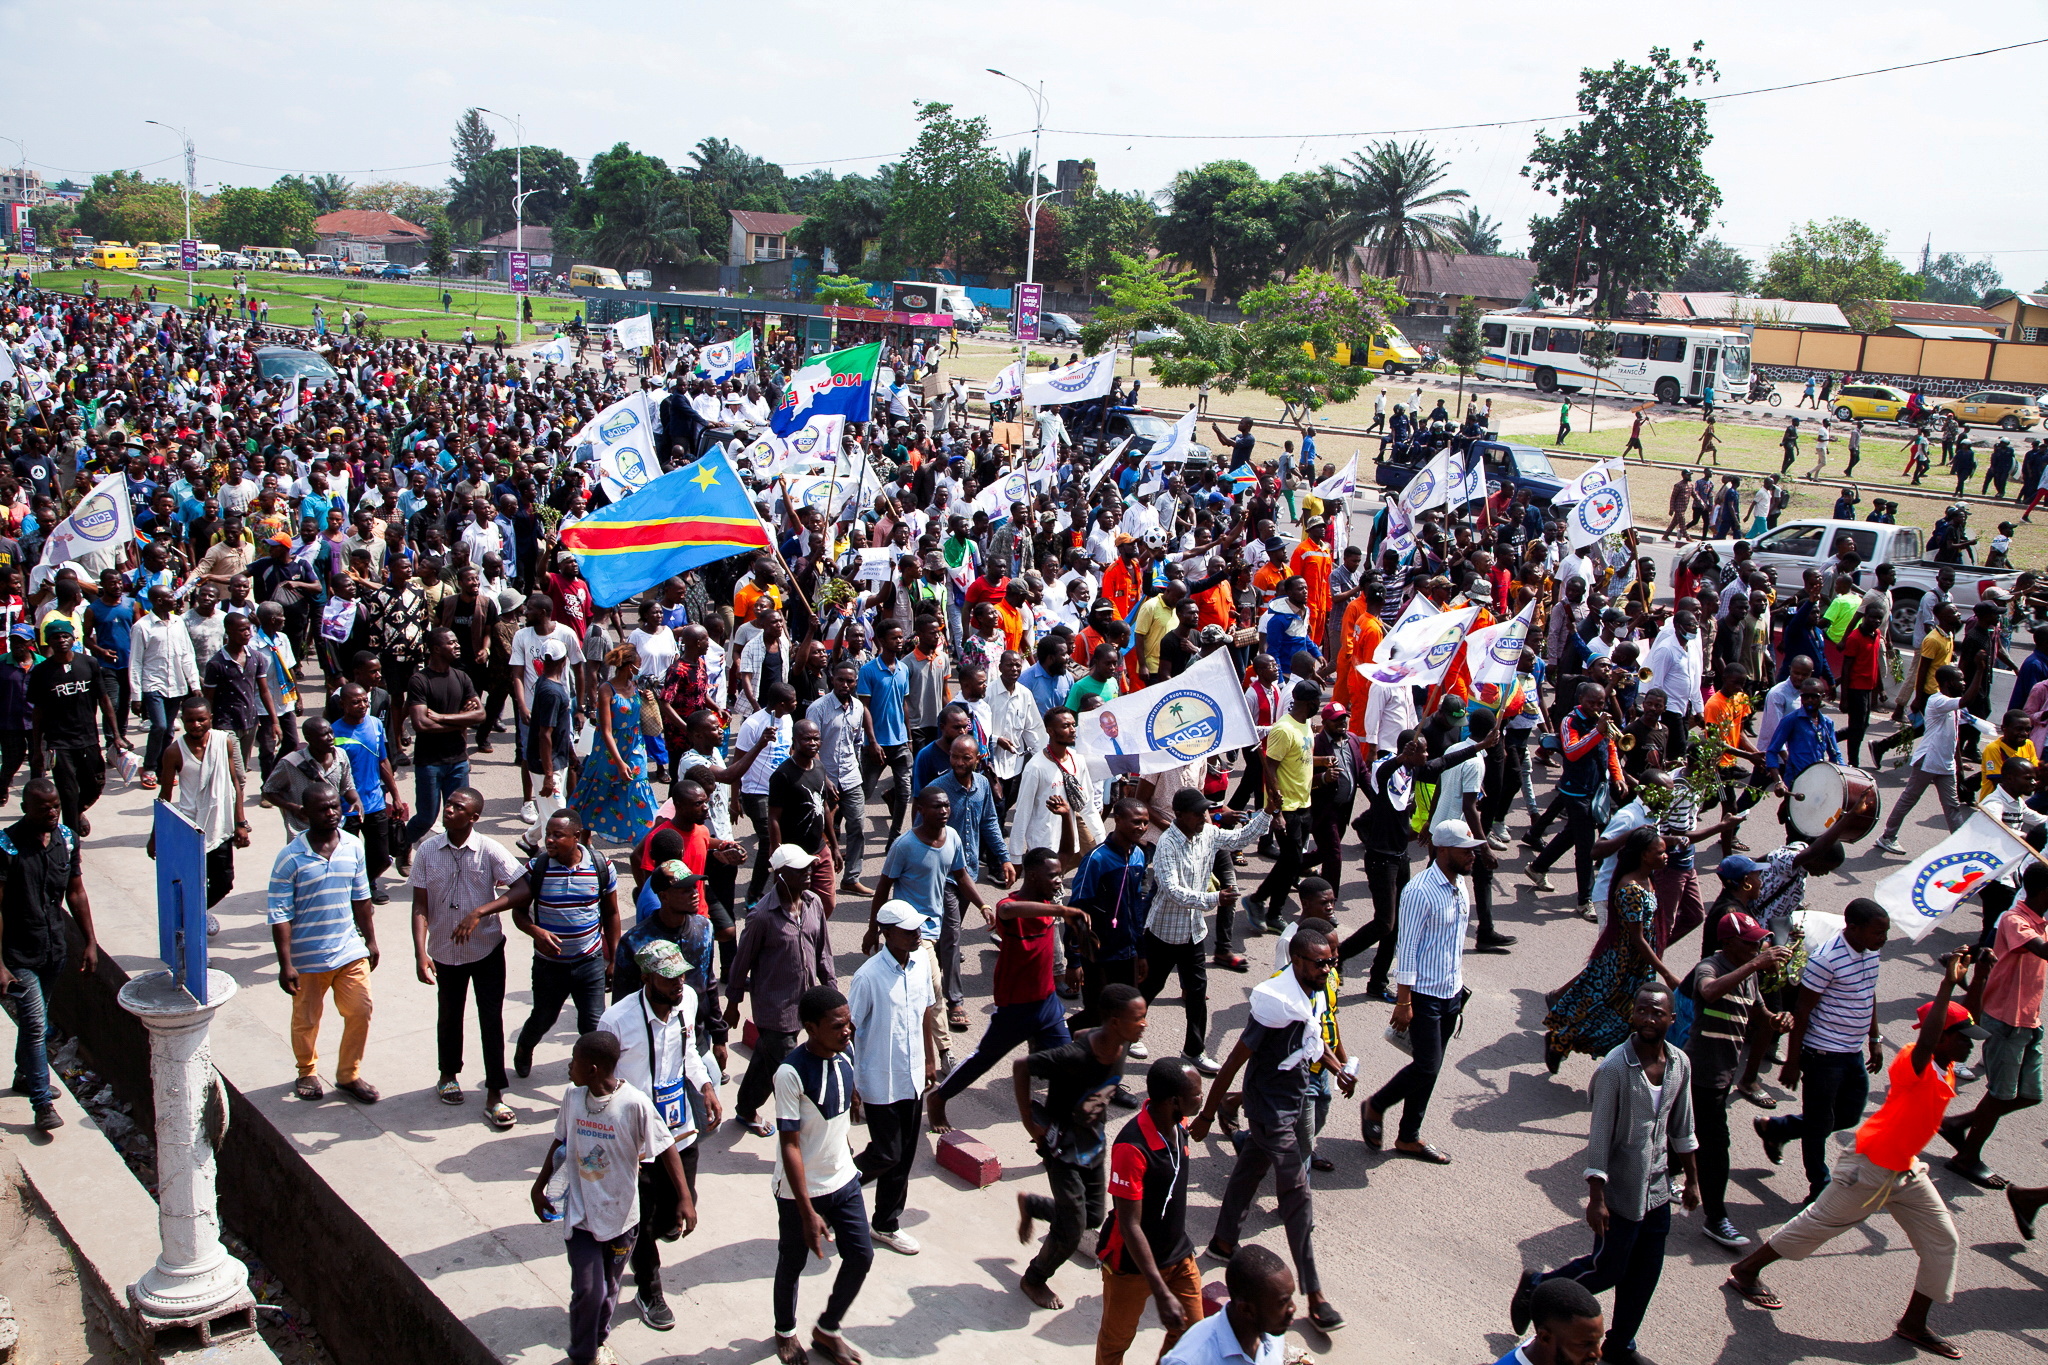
[1789,763,1847,839]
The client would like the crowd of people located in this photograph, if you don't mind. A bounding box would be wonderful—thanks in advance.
[0,281,2042,1365]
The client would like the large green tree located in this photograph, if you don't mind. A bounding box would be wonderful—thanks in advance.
[1915,251,2003,308]
[1062,168,1158,284]
[887,102,1011,272]
[449,146,581,238]
[559,143,705,269]
[214,184,317,251]
[1448,207,1504,257]
[790,170,893,275]
[1672,235,1753,293]
[686,138,791,216]
[1524,43,1722,311]
[74,170,189,243]
[1157,160,1294,301]
[1760,218,1918,331]
[347,180,448,226]
[449,109,496,184]
[1146,268,1408,414]
[1079,252,1199,354]
[1329,140,1469,283]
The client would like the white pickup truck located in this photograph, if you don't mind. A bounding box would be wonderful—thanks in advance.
[1705,518,2022,643]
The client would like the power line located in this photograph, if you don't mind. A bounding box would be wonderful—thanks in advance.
[1029,38,2048,142]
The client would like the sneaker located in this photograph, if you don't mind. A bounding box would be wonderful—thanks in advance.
[1486,823,1511,847]
[873,1228,922,1255]
[1128,1041,1149,1059]
[636,1288,675,1331]
[519,800,538,825]
[1576,902,1598,923]
[1528,871,1553,892]
[1755,1116,1785,1166]
[1702,1217,1750,1250]
[206,913,221,938]
[1193,1053,1223,1077]
[32,1103,62,1131]
[1874,836,1904,855]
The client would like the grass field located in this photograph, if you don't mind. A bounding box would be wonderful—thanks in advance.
[21,266,585,343]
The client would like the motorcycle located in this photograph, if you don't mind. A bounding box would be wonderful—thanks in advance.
[1745,377,1783,406]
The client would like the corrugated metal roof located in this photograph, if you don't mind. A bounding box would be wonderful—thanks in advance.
[1355,250,1536,300]
[729,210,808,235]
[1889,323,2001,340]
[1880,300,2005,328]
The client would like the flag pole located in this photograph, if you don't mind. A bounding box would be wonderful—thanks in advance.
[761,475,817,622]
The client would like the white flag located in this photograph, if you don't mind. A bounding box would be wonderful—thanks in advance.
[1314,457,1357,501]
[573,391,658,502]
[1564,476,1633,549]
[1458,446,1489,504]
[984,360,1025,404]
[1028,450,1059,490]
[1073,649,1259,777]
[1081,436,1134,495]
[1556,458,1624,506]
[534,334,575,365]
[279,375,301,424]
[1465,600,1537,689]
[757,414,843,477]
[1361,604,1479,688]
[614,313,655,351]
[1875,810,2036,942]
[1022,353,1115,408]
[1141,409,1200,466]
[1398,448,1453,514]
[0,346,14,384]
[1373,593,1441,657]
[30,475,134,592]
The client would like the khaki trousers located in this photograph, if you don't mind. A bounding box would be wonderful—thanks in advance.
[291,959,373,1083]
[1096,1254,1204,1365]
[1768,1151,1959,1302]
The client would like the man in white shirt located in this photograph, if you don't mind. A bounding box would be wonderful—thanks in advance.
[129,585,202,781]
[1757,655,1812,761]
[596,939,716,1333]
[1084,509,1120,570]
[985,650,1048,814]
[408,788,522,1127]
[1011,706,1103,854]
[846,902,938,1256]
[1645,611,1705,720]
[1876,664,1991,852]
[736,681,797,903]
[507,594,587,822]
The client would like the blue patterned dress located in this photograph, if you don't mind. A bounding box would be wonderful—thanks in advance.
[571,686,659,846]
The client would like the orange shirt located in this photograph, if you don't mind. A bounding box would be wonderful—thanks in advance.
[1103,560,1143,619]
[1290,537,1334,641]
[733,580,783,621]
[1701,691,1750,768]
[993,600,1028,652]
[1252,561,1287,601]
[1855,1045,1958,1173]
[1344,612,1386,737]
[1195,581,1235,632]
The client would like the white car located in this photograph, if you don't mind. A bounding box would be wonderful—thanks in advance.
[136,255,168,269]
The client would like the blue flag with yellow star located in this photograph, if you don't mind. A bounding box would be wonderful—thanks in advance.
[560,448,772,606]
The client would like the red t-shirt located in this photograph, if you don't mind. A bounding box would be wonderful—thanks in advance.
[633,818,710,917]
[1838,625,1883,690]
[545,572,594,642]
[992,899,1058,1006]
[965,575,1009,610]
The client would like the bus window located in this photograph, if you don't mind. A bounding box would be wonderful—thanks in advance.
[1616,334,1648,360]
[1509,330,1531,356]
[1653,336,1687,363]
[1531,327,1548,350]
[1547,329,1581,354]
[1481,323,1507,347]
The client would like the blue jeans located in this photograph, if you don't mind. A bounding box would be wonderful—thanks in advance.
[141,690,187,774]
[934,993,1070,1102]
[1763,1048,1871,1197]
[1536,1199,1671,1351]
[2,966,54,1107]
[400,757,472,849]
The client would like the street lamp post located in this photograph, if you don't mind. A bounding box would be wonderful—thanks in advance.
[145,121,196,306]
[0,137,27,276]
[478,108,533,343]
[987,70,1050,388]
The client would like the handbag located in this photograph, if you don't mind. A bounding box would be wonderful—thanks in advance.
[1060,767,1100,858]
[636,684,663,738]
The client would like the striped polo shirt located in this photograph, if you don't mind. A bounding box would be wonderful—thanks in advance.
[1799,931,1882,1053]
[529,848,616,962]
[266,832,372,974]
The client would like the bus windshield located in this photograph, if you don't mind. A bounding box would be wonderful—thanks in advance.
[1722,344,1751,387]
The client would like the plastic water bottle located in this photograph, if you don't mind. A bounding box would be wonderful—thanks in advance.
[542,1160,570,1222]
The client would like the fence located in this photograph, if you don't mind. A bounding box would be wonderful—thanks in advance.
[1752,325,2048,398]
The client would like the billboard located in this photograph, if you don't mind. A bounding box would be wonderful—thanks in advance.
[1014,282,1043,342]
[509,250,530,293]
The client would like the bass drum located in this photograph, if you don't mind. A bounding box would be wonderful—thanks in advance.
[1787,762,1880,843]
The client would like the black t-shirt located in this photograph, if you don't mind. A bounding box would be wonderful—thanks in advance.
[0,817,79,976]
[443,591,499,669]
[27,657,100,751]
[407,665,478,765]
[1229,433,1256,469]
[1026,1033,1123,1168]
[1955,625,1994,706]
[525,676,574,773]
[766,758,830,853]
[1240,1014,1312,1125]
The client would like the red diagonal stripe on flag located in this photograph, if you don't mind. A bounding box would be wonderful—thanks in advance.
[565,517,771,555]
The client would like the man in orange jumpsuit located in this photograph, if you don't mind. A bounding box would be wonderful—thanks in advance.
[1289,516,1335,643]
[1333,582,1387,738]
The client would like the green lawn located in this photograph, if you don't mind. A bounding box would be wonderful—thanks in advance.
[23,266,585,343]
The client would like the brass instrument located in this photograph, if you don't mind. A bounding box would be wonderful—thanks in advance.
[1618,731,1638,752]
[1638,666,1655,681]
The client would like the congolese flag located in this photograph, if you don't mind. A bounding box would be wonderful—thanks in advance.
[561,447,771,606]
[771,340,881,435]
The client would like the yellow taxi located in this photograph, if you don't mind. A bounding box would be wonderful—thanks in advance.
[1938,389,2041,431]
[1830,382,1913,423]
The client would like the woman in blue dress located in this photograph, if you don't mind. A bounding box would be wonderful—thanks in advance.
[572,644,659,846]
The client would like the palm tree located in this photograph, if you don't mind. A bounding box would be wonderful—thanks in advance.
[1331,140,1469,284]
[1003,148,1050,199]
[307,173,352,213]
[581,185,702,268]
[1448,206,1503,257]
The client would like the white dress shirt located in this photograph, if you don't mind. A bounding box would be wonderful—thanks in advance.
[1393,861,1471,1000]
[129,612,202,697]
[1911,692,1994,775]
[986,679,1046,782]
[845,946,935,1105]
[1646,624,1703,718]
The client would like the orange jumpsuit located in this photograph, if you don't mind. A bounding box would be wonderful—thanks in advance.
[1290,536,1334,643]
[1340,609,1386,738]
[1103,559,1144,620]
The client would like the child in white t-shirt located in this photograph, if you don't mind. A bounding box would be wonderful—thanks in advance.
[532,1032,687,1365]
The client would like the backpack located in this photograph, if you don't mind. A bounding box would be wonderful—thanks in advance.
[1668,968,1699,1049]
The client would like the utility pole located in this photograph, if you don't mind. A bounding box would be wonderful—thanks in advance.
[987,70,1049,393]
[479,108,532,343]
[146,121,196,306]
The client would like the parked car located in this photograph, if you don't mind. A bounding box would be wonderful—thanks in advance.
[1039,311,1083,343]
[136,254,168,269]
[1372,438,1567,507]
[1937,390,2041,431]
[1831,383,1914,423]
[408,263,436,277]
[1131,326,1182,347]
[195,256,222,271]
[1077,406,1215,470]
[376,262,413,279]
[218,252,253,268]
[1703,518,2021,643]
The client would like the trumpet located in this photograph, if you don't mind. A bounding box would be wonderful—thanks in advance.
[1637,667,1654,681]
[1618,731,1638,752]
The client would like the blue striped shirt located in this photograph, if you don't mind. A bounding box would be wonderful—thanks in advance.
[1393,862,1469,1000]
[331,715,388,815]
[529,849,616,962]
[267,832,372,974]
[1798,931,1882,1053]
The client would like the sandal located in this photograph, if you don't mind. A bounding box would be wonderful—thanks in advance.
[1360,1106,1384,1151]
[139,773,158,790]
[294,1076,325,1101]
[1308,1300,1346,1333]
[1723,1276,1782,1310]
[811,1329,863,1365]
[1393,1142,1451,1165]
[1212,952,1248,973]
[437,1078,464,1105]
[336,1078,381,1104]
[747,1116,775,1138]
[947,1004,970,1033]
[1893,1325,1962,1360]
[485,1101,515,1130]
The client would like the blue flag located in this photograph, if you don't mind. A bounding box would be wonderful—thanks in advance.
[560,449,773,606]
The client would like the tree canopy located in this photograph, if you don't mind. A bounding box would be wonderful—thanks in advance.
[1760,218,1918,331]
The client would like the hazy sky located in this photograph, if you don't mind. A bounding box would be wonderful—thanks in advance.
[9,1,2041,284]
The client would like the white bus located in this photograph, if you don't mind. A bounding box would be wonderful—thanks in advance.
[1477,312,1751,404]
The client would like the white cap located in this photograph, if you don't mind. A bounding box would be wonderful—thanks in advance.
[538,638,568,662]
[875,900,924,930]
[1430,819,1487,850]
[768,844,819,871]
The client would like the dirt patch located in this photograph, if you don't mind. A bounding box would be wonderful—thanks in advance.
[0,1175,130,1365]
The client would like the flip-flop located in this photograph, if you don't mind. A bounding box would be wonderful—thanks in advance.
[1893,1325,1963,1359]
[1723,1276,1782,1310]
[1360,1109,1384,1151]
[485,1101,515,1130]
[294,1076,325,1101]
[437,1078,464,1105]
[1394,1143,1451,1165]
[336,1079,381,1104]
[747,1117,775,1138]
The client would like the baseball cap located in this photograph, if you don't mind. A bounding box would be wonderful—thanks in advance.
[655,859,705,889]
[1430,819,1487,850]
[1114,532,1135,546]
[875,899,924,930]
[1320,702,1349,722]
[633,940,691,980]
[538,638,568,662]
[768,844,818,871]
[1916,1000,1989,1040]
[1715,855,1762,882]
[8,625,32,642]
[1718,911,1770,944]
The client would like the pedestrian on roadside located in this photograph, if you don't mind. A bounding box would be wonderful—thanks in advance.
[1512,984,1698,1365]
[266,781,380,1104]
[1095,1056,1207,1365]
[261,717,360,837]
[409,787,522,1130]
[0,778,99,1133]
[846,901,939,1257]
